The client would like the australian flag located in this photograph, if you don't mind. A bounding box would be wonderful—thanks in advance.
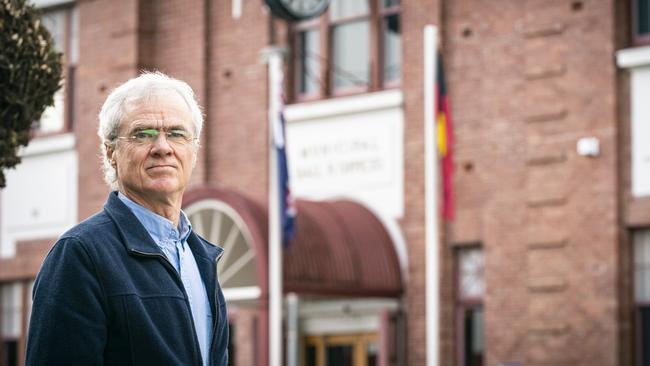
[273,104,296,248]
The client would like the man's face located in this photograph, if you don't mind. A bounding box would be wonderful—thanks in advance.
[108,92,197,202]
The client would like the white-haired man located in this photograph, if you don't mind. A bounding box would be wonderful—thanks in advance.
[26,72,229,366]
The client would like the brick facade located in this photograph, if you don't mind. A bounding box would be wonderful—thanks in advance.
[75,0,139,219]
[2,0,649,365]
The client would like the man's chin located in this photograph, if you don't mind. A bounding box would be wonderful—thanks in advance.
[145,180,183,195]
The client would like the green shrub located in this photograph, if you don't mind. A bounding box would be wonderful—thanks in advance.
[0,0,63,188]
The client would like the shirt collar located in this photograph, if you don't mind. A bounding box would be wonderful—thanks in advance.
[117,192,192,244]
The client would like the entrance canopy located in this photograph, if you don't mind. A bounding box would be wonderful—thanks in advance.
[285,200,402,297]
[183,188,403,301]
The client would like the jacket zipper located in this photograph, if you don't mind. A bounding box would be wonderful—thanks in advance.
[129,248,204,366]
[208,250,225,365]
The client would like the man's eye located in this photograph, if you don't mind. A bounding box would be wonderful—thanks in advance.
[133,130,158,140]
[168,130,189,139]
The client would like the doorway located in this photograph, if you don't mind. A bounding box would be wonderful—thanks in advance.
[304,333,378,366]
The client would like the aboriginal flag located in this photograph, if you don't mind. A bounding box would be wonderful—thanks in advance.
[436,55,455,221]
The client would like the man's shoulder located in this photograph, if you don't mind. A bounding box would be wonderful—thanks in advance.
[42,209,121,269]
[58,210,116,246]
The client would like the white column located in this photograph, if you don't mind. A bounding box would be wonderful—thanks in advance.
[231,0,242,19]
[265,47,285,366]
[424,25,440,366]
[286,293,299,366]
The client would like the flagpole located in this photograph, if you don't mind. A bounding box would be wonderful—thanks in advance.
[424,25,440,366]
[266,46,284,366]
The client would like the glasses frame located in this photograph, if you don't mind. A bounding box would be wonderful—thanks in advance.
[116,127,198,147]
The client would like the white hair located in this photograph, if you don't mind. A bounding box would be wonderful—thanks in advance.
[97,72,203,191]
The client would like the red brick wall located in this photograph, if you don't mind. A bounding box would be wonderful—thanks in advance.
[0,239,54,281]
[75,0,140,219]
[232,308,258,366]
[446,0,621,365]
[208,1,272,205]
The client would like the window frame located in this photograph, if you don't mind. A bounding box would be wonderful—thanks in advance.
[33,3,77,138]
[292,17,325,102]
[289,0,401,102]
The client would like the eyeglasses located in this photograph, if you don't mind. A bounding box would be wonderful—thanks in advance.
[117,128,197,146]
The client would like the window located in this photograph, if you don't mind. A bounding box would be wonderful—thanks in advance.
[456,246,485,366]
[380,1,401,86]
[634,229,650,366]
[1,283,24,366]
[36,4,78,134]
[634,0,650,44]
[292,0,401,101]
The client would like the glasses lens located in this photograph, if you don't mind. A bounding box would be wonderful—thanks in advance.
[133,129,159,143]
[125,128,193,145]
[166,129,191,144]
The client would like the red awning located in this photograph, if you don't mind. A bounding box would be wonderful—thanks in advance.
[183,188,403,298]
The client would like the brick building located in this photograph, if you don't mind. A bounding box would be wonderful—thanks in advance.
[1,0,649,365]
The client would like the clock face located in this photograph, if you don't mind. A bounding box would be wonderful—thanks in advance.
[266,0,330,21]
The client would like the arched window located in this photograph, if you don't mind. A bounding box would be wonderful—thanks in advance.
[185,200,260,301]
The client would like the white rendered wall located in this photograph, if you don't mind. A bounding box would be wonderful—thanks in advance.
[630,67,650,197]
[0,134,78,258]
[284,90,405,218]
[617,46,650,197]
[31,0,74,8]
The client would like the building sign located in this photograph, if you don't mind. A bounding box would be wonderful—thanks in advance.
[632,66,650,197]
[284,90,404,218]
[292,136,389,186]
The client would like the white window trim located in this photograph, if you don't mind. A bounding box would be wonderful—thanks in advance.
[19,133,75,158]
[222,286,261,301]
[285,89,403,123]
[617,46,650,197]
[31,0,74,9]
[617,45,650,69]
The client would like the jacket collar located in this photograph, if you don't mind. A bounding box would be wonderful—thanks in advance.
[104,191,224,319]
[103,191,223,262]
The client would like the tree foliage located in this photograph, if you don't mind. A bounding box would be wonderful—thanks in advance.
[0,0,63,188]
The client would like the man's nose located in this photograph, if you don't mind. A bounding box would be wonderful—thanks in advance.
[150,133,173,155]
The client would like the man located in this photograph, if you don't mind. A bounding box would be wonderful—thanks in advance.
[26,72,228,366]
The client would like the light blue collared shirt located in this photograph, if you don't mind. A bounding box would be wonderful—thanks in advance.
[118,193,212,366]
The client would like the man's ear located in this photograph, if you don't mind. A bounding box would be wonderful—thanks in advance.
[106,143,116,166]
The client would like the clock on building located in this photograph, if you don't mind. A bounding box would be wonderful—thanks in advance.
[265,0,330,21]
